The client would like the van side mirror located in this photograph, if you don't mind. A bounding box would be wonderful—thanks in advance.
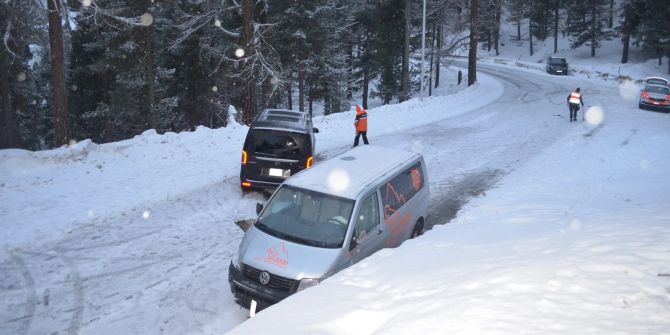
[313,127,319,134]
[256,202,263,215]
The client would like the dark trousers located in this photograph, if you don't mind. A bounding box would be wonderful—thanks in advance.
[569,104,580,121]
[354,131,369,146]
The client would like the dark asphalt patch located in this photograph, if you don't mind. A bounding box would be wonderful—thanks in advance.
[426,169,503,230]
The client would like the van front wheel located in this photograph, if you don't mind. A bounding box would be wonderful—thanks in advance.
[410,219,424,239]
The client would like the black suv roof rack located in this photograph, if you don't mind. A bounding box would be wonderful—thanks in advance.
[251,109,311,133]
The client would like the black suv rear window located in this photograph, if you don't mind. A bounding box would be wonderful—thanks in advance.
[645,85,669,95]
[549,58,566,65]
[252,129,308,160]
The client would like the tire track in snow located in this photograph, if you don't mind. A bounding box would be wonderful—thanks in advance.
[54,250,84,335]
[8,251,37,335]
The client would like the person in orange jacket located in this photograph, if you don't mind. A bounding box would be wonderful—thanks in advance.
[353,105,369,146]
[566,87,584,122]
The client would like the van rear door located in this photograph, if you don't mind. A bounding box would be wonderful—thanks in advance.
[244,129,311,182]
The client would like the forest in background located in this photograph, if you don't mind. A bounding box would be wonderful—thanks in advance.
[1,0,668,150]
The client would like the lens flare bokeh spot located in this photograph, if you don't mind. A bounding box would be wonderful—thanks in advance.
[327,169,350,193]
[585,106,604,125]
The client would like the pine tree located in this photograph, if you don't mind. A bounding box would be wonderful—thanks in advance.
[371,0,405,104]
[618,0,639,64]
[567,0,615,57]
[634,0,670,72]
[0,1,47,149]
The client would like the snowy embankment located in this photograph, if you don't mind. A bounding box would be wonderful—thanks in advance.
[226,92,670,332]
[0,68,501,249]
[477,17,669,86]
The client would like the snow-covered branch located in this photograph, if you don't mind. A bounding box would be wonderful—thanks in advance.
[2,20,16,59]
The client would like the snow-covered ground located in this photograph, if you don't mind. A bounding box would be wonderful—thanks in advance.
[228,68,670,334]
[2,40,670,335]
[478,17,669,84]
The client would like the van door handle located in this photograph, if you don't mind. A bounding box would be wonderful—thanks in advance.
[377,227,383,234]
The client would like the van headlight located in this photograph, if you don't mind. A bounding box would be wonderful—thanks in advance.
[297,278,320,291]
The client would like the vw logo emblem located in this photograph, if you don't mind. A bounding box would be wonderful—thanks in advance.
[259,271,271,285]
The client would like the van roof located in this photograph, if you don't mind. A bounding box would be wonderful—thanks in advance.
[251,109,311,133]
[283,145,422,200]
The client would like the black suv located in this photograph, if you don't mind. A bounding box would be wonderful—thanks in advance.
[240,109,318,191]
[546,57,568,75]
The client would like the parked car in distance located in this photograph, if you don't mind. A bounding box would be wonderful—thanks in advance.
[546,57,569,75]
[229,145,429,312]
[638,77,670,112]
[240,109,319,191]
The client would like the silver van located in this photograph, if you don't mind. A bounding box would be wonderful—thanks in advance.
[228,145,429,310]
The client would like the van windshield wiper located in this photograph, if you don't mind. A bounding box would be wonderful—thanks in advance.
[256,222,330,248]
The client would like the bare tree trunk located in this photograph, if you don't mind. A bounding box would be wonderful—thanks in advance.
[104,107,114,142]
[240,0,255,124]
[346,42,353,99]
[429,23,434,97]
[400,0,411,102]
[1,55,17,148]
[435,12,442,89]
[487,31,491,52]
[621,2,632,63]
[323,82,330,115]
[286,81,293,110]
[658,49,662,66]
[609,0,614,28]
[362,37,370,109]
[554,0,559,53]
[517,18,521,40]
[144,14,157,130]
[298,67,305,112]
[468,0,478,86]
[308,84,313,116]
[362,68,369,110]
[48,0,70,146]
[591,2,596,57]
[529,14,534,56]
[494,1,501,56]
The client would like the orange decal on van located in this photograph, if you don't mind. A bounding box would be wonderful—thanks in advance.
[384,211,412,247]
[410,168,422,191]
[255,242,289,267]
[383,182,406,219]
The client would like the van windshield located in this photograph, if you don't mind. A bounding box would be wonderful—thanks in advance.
[252,129,307,160]
[255,186,355,248]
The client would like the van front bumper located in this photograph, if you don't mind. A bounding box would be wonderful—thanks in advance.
[228,261,293,309]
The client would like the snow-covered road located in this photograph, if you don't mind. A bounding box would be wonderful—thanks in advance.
[1,64,643,334]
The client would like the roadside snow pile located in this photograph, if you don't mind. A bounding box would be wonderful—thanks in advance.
[480,18,668,84]
[0,124,248,248]
[0,69,501,249]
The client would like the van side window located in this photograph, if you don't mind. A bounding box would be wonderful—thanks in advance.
[380,162,424,220]
[355,193,380,237]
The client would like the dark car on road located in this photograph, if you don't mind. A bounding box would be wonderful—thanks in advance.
[240,109,319,191]
[546,57,569,75]
[638,77,670,112]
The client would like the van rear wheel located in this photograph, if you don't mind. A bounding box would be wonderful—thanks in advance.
[410,219,423,239]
